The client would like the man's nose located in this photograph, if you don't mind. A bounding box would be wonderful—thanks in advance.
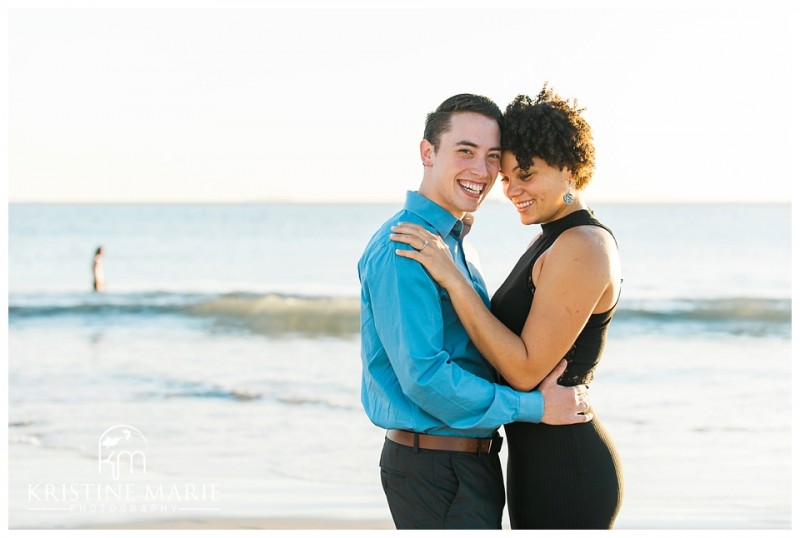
[470,157,490,179]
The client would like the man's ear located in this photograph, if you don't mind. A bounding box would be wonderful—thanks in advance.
[420,139,435,168]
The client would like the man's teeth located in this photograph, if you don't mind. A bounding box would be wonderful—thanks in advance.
[516,200,534,208]
[459,181,484,194]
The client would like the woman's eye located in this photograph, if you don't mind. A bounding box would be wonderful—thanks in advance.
[519,173,532,181]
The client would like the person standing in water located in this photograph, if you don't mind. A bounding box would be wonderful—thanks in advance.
[92,246,106,292]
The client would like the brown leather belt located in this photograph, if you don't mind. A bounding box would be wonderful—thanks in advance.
[386,429,502,454]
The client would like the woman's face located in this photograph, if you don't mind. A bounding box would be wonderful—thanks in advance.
[499,152,575,225]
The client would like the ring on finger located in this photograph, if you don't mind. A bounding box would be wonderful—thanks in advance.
[420,239,429,251]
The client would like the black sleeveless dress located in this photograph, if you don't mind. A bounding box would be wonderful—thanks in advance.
[491,209,624,529]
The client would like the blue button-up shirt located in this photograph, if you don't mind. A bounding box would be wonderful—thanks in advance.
[359,191,543,438]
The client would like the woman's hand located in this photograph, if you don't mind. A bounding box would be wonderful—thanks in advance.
[390,223,464,290]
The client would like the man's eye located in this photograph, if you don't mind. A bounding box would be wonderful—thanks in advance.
[488,153,500,160]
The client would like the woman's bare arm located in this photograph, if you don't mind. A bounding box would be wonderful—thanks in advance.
[392,223,618,391]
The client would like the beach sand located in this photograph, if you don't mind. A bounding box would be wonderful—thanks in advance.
[7,442,395,531]
[84,517,394,529]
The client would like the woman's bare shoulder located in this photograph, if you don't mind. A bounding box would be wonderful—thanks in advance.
[553,224,616,258]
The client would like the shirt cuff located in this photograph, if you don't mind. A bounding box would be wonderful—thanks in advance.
[517,390,544,423]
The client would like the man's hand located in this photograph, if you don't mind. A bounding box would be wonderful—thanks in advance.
[538,359,593,425]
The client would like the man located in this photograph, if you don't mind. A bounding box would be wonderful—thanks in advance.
[358,94,591,529]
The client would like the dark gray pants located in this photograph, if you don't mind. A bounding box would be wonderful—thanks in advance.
[379,438,505,529]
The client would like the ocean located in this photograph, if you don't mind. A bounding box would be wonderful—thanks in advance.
[7,202,792,529]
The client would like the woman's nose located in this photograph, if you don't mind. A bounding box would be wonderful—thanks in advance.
[504,178,521,198]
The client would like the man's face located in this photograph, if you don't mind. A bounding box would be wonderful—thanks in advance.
[420,112,501,219]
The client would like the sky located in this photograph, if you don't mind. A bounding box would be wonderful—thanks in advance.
[7,1,798,204]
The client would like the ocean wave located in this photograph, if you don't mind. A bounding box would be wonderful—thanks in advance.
[9,420,34,428]
[186,293,360,337]
[9,291,360,337]
[8,292,790,336]
[156,384,262,401]
[277,396,357,411]
[616,297,791,323]
[9,434,42,447]
[120,375,356,410]
[102,373,264,402]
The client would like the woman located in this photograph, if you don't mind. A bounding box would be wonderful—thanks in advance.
[390,85,623,529]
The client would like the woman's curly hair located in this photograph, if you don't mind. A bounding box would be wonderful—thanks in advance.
[502,84,595,190]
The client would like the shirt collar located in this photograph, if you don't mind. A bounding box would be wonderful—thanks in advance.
[404,191,464,238]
